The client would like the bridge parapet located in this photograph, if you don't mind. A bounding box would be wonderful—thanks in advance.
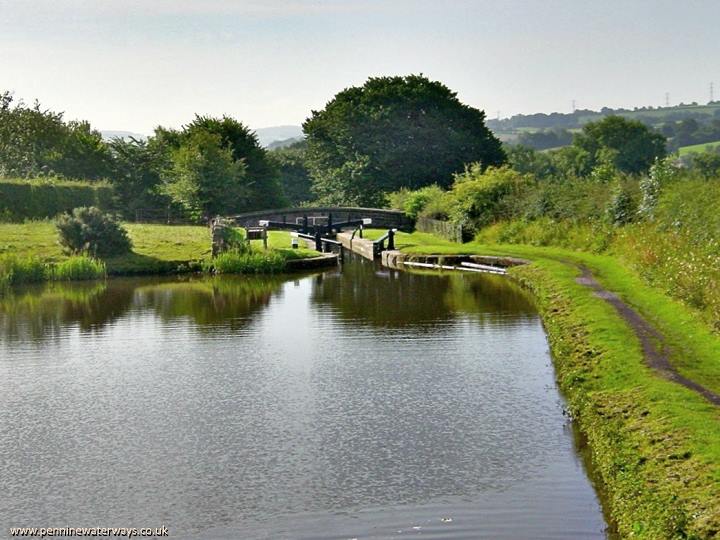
[228,206,412,231]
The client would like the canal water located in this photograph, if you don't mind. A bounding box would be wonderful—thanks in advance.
[0,257,608,539]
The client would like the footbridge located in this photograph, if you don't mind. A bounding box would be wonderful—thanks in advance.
[227,206,412,234]
[224,206,411,260]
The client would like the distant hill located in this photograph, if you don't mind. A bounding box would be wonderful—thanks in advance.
[488,102,720,134]
[100,130,147,141]
[490,102,720,151]
[253,125,303,147]
[267,136,304,150]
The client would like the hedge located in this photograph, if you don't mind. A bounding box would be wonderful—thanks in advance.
[0,178,114,221]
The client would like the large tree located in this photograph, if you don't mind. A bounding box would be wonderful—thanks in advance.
[268,140,313,206]
[161,130,248,220]
[303,75,505,206]
[157,115,285,211]
[573,116,667,175]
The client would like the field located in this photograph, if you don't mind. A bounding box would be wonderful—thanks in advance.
[678,139,720,156]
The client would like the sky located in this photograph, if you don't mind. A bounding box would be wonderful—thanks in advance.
[1,0,719,134]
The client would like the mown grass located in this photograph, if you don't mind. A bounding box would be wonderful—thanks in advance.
[375,229,720,538]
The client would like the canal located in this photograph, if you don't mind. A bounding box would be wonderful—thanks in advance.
[0,256,608,539]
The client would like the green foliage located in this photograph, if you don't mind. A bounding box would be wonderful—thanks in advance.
[303,74,505,206]
[505,145,558,179]
[449,165,532,229]
[269,141,313,206]
[547,145,594,178]
[389,184,446,220]
[158,115,285,213]
[606,182,638,226]
[0,255,47,288]
[161,131,248,220]
[639,157,678,220]
[56,207,132,257]
[0,178,114,221]
[470,178,720,330]
[689,150,720,179]
[0,254,104,288]
[205,249,286,274]
[107,137,170,217]
[574,115,667,175]
[0,91,111,179]
[52,256,106,281]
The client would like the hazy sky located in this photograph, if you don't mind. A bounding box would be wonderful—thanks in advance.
[2,0,719,133]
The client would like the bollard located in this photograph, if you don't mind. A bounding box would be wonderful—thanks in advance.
[359,224,363,238]
[387,228,395,251]
[314,231,322,252]
[303,215,308,234]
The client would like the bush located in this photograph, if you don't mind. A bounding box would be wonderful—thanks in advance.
[449,164,532,230]
[401,185,445,220]
[606,182,638,226]
[0,178,114,222]
[51,256,106,281]
[56,206,132,257]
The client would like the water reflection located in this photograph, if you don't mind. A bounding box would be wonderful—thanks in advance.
[0,258,607,540]
[310,254,537,328]
[0,276,290,342]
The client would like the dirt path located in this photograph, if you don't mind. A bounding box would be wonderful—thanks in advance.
[576,266,720,407]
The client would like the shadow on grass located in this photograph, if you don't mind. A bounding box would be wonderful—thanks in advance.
[105,251,201,276]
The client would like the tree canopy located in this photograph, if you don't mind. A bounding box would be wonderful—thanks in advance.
[157,115,286,212]
[574,115,667,175]
[161,130,248,219]
[0,91,111,179]
[303,75,505,206]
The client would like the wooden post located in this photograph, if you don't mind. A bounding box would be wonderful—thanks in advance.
[387,229,395,251]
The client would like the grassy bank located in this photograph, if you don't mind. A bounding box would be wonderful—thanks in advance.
[0,255,106,288]
[369,229,720,538]
[0,222,321,279]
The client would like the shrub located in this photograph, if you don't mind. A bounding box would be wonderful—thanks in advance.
[51,256,106,281]
[606,182,638,226]
[0,255,47,288]
[402,185,446,220]
[449,164,532,230]
[56,207,132,257]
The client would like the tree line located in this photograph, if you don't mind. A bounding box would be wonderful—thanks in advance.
[1,76,506,218]
[6,75,716,222]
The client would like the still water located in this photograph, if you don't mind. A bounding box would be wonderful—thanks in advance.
[0,257,608,539]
